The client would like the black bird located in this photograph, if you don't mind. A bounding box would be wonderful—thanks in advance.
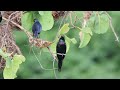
[0,12,2,23]
[56,36,66,72]
[32,19,42,38]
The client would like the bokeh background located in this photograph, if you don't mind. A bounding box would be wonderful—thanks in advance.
[1,11,120,79]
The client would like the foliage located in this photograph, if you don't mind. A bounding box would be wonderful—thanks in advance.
[0,11,119,79]
[0,49,25,79]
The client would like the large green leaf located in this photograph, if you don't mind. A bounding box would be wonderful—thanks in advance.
[79,32,91,48]
[94,14,109,34]
[21,12,33,31]
[87,13,109,34]
[37,11,54,31]
[3,55,26,79]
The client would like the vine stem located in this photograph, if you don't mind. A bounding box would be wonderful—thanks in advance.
[32,48,57,70]
[53,59,57,79]
[105,11,119,42]
[47,47,58,62]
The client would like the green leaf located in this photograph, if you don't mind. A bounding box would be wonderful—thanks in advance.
[3,55,26,79]
[6,58,12,68]
[81,27,93,35]
[70,38,77,44]
[38,11,44,15]
[59,23,70,35]
[79,32,91,48]
[65,35,71,53]
[21,12,33,31]
[94,14,109,34]
[13,55,26,62]
[37,11,54,31]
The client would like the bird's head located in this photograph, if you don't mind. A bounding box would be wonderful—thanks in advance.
[60,36,65,41]
[34,19,39,22]
[58,36,65,45]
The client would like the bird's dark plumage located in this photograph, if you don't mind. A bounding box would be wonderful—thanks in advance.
[32,19,42,38]
[56,36,66,72]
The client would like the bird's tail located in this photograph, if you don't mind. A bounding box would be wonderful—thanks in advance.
[58,60,62,72]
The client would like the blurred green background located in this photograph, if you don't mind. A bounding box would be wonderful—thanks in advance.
[1,11,120,79]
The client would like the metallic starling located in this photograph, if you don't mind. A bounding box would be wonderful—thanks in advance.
[32,19,42,38]
[56,36,66,72]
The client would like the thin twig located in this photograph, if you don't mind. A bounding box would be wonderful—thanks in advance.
[69,11,76,28]
[53,59,57,79]
[32,48,57,70]
[105,11,119,42]
[6,11,19,30]
[11,12,21,20]
[47,47,58,62]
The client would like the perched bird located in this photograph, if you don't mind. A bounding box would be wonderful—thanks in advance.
[32,19,42,38]
[0,12,2,23]
[56,36,66,72]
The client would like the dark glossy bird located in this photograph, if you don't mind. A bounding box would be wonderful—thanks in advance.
[0,12,2,23]
[32,19,42,38]
[56,36,66,72]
